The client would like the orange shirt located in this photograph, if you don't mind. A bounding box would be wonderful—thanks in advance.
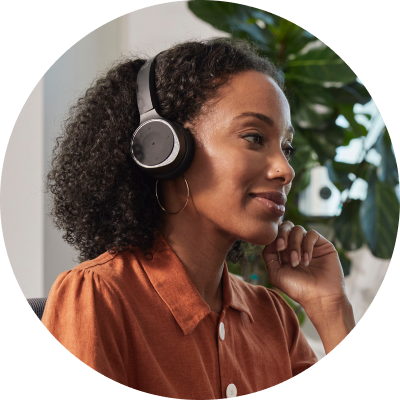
[42,233,317,399]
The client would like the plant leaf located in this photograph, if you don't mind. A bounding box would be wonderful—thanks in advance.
[337,248,351,276]
[334,200,365,251]
[274,18,316,58]
[301,123,346,163]
[289,83,335,129]
[326,159,371,191]
[373,126,399,186]
[338,104,368,139]
[360,168,400,258]
[331,81,371,105]
[326,160,351,192]
[286,44,356,85]
[188,1,272,47]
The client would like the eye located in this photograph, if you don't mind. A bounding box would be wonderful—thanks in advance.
[242,133,297,160]
[242,133,263,145]
[284,146,297,160]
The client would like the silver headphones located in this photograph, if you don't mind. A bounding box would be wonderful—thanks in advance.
[130,53,195,180]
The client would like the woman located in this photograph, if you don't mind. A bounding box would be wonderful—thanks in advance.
[42,38,355,399]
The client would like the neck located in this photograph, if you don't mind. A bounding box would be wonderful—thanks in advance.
[161,219,234,313]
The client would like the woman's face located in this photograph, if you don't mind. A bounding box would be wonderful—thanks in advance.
[184,70,295,246]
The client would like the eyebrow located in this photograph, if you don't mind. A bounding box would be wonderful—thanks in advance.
[233,111,295,136]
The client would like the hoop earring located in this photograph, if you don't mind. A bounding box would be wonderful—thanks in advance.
[155,175,190,214]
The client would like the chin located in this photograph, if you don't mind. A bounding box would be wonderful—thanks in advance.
[236,220,279,246]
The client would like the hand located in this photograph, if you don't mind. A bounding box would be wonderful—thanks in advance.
[262,220,347,311]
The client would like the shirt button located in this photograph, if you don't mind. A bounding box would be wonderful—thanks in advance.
[219,321,225,340]
[226,383,237,398]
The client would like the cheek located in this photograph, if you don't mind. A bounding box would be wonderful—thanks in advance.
[219,157,257,198]
[189,146,258,209]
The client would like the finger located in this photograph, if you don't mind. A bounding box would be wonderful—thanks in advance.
[263,222,287,265]
[263,220,294,266]
[262,244,281,274]
[275,220,294,252]
[263,220,292,254]
[287,225,307,267]
[301,229,320,266]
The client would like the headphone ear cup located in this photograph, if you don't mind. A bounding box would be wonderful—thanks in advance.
[162,122,195,180]
[131,119,195,180]
[133,54,195,180]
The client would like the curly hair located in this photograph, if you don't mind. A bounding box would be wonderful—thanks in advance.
[46,38,284,262]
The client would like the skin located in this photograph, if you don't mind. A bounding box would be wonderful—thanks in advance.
[159,70,355,354]
[160,71,294,308]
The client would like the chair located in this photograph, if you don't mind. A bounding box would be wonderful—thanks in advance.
[27,298,47,320]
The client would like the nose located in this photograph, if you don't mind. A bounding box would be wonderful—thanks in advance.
[265,153,295,186]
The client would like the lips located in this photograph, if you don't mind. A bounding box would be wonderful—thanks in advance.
[250,191,287,205]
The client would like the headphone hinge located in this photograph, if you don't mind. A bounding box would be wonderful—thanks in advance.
[140,108,162,124]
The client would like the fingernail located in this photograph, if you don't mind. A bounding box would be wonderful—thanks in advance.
[277,238,286,251]
[291,251,299,267]
[303,252,309,267]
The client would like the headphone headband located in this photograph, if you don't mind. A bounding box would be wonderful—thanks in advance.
[137,53,164,122]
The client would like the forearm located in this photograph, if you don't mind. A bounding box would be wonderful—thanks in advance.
[303,295,355,354]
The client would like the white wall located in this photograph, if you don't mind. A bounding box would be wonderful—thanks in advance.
[1,79,44,298]
[0,2,392,361]
[43,17,122,295]
[120,1,228,56]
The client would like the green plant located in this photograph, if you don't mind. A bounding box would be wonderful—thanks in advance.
[188,1,399,323]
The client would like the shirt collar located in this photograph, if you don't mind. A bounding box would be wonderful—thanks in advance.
[136,233,254,335]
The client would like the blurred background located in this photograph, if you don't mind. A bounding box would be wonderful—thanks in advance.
[1,1,398,360]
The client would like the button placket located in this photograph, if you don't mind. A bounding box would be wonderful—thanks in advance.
[218,321,237,399]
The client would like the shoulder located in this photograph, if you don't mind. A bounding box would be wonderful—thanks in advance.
[49,249,144,298]
[43,249,146,324]
[74,248,142,278]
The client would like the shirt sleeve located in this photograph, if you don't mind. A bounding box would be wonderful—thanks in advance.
[267,289,318,376]
[41,268,129,386]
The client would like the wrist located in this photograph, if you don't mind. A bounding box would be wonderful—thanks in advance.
[303,294,355,354]
[303,294,353,321]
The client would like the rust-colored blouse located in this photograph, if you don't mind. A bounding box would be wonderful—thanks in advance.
[42,233,317,398]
